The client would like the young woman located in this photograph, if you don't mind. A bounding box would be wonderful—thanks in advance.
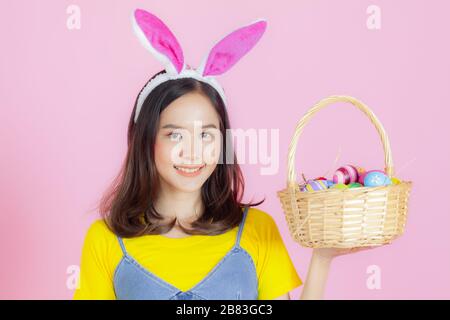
[73,9,372,300]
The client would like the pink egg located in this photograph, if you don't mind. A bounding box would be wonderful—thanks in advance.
[333,165,360,185]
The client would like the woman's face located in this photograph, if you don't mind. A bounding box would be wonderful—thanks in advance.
[154,92,222,193]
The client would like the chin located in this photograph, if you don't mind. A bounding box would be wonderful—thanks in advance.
[164,173,206,192]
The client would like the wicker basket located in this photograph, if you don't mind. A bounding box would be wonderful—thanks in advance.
[277,95,412,248]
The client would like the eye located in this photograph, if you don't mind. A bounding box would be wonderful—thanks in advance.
[168,132,182,142]
[201,132,213,141]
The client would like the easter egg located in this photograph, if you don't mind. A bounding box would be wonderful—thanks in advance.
[356,166,366,176]
[391,177,401,185]
[348,182,363,188]
[301,179,328,192]
[358,172,366,184]
[356,167,366,184]
[363,171,392,187]
[333,165,360,184]
[325,180,335,188]
[331,183,348,190]
[359,169,384,185]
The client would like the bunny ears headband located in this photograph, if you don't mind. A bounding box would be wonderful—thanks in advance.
[132,9,267,123]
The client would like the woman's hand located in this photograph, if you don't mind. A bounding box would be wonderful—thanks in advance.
[312,246,378,260]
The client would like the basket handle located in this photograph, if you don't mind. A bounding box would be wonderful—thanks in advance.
[287,95,394,188]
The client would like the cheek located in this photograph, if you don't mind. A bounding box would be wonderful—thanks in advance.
[154,141,175,168]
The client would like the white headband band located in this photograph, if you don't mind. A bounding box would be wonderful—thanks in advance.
[134,69,227,123]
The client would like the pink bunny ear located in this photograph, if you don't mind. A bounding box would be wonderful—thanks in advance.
[199,20,267,77]
[132,9,184,74]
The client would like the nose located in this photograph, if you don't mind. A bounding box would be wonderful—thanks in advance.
[179,134,203,164]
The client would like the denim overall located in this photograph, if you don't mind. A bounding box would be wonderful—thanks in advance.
[113,206,258,300]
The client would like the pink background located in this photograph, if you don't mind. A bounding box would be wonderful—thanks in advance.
[1,0,449,299]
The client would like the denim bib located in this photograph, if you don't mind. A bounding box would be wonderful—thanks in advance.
[113,206,258,300]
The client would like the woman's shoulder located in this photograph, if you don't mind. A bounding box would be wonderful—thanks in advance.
[82,218,118,250]
[245,206,280,235]
[86,218,113,236]
[246,206,274,220]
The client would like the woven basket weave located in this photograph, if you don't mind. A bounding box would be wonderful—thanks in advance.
[277,95,412,248]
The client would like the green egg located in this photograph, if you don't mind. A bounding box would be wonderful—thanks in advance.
[332,183,348,189]
[348,182,362,188]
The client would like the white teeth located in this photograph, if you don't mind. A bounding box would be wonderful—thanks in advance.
[174,166,203,173]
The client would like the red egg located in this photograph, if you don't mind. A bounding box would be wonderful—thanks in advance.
[355,166,366,183]
[358,172,366,184]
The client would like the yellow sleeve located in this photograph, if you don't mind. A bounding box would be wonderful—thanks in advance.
[73,219,118,300]
[256,211,303,300]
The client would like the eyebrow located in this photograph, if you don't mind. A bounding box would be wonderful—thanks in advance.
[161,124,218,129]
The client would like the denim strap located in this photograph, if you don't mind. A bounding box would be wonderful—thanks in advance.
[235,206,249,248]
[117,236,127,255]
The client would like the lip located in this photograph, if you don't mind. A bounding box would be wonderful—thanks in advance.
[173,164,206,177]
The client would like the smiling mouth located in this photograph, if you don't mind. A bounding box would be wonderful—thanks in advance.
[173,164,206,173]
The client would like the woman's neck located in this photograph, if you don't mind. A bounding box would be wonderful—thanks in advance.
[154,182,204,235]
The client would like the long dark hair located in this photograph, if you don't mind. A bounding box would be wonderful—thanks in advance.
[98,71,264,238]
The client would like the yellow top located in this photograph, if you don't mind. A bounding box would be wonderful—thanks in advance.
[73,207,302,300]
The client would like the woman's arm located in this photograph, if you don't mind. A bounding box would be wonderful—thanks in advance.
[271,247,375,300]
[299,251,332,300]
[298,246,376,300]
